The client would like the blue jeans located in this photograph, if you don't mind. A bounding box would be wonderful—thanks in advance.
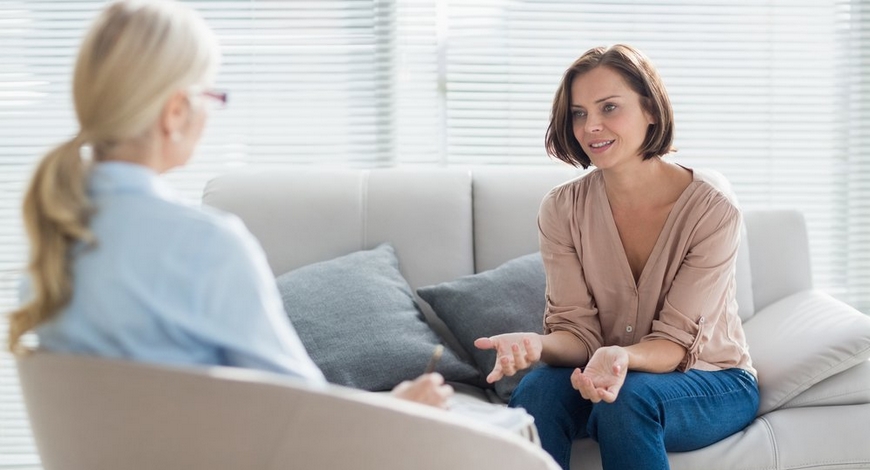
[509,366,759,470]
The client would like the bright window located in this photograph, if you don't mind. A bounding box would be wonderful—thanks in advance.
[1,1,867,467]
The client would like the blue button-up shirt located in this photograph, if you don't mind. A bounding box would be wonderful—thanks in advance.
[34,162,326,385]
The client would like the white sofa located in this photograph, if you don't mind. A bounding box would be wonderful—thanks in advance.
[200,166,870,470]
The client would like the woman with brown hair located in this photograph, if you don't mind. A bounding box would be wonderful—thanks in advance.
[476,44,759,469]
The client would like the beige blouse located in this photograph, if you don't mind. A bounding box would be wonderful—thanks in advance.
[539,168,755,376]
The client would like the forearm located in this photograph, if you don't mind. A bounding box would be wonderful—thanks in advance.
[539,330,590,367]
[624,339,686,373]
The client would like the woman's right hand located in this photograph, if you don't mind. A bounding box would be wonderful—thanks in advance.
[474,333,543,383]
[391,373,454,409]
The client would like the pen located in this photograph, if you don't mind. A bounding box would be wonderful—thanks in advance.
[424,344,444,374]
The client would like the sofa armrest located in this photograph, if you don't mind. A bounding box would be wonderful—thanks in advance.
[743,210,813,312]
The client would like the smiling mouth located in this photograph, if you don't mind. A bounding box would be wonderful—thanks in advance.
[590,140,614,149]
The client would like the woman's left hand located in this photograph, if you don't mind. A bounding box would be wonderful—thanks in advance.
[571,346,629,403]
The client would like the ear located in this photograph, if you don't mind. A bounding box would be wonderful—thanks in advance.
[159,90,190,140]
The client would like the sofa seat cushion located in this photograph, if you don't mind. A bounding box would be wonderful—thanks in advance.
[275,243,478,391]
[418,252,546,401]
[743,289,870,415]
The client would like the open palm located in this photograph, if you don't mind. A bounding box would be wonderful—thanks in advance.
[571,346,629,403]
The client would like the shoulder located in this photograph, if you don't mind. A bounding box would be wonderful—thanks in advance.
[683,168,742,236]
[158,201,261,264]
[691,168,739,208]
[538,170,601,243]
[540,169,601,216]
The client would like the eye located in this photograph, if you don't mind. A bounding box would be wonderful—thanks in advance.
[603,103,617,113]
[572,110,587,119]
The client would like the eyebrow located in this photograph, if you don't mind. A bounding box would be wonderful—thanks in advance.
[571,95,621,108]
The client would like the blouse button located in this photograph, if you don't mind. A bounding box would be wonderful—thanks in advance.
[626,325,633,333]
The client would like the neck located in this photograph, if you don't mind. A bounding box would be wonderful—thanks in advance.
[98,134,166,173]
[600,156,669,208]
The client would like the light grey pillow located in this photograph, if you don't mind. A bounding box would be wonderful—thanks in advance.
[275,243,478,391]
[742,289,870,415]
[417,252,546,402]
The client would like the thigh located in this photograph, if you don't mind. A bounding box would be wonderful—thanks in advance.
[618,368,759,452]
[509,366,594,438]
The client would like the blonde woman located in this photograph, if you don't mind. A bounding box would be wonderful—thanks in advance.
[9,0,450,408]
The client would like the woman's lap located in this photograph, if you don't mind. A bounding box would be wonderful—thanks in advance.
[509,366,759,470]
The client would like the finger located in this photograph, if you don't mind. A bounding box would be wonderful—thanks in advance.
[570,368,583,390]
[423,372,445,385]
[523,337,539,361]
[599,387,618,403]
[572,370,600,402]
[393,380,411,396]
[487,361,505,383]
[436,384,454,408]
[570,369,589,395]
[500,355,517,377]
[474,337,495,350]
[511,343,529,369]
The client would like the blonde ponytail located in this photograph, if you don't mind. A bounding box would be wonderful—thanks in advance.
[8,137,94,352]
[7,0,218,353]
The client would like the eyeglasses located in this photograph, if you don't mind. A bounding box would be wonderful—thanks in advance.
[198,89,228,110]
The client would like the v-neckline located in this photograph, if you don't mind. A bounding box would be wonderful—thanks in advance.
[598,169,698,289]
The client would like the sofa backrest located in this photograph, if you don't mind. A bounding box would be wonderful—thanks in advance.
[203,166,813,322]
[204,167,475,291]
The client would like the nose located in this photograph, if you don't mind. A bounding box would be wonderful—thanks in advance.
[585,113,602,133]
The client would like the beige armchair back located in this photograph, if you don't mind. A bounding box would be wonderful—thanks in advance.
[17,352,559,470]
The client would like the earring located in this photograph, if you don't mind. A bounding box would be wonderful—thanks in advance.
[170,131,182,142]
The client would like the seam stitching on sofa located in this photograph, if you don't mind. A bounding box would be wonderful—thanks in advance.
[759,415,780,469]
[782,388,870,409]
[783,459,870,469]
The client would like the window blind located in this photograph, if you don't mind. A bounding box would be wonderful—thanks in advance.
[405,1,863,313]
[1,1,867,468]
[435,0,848,304]
[0,1,395,467]
[840,0,870,314]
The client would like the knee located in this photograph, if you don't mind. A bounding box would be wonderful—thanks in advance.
[587,373,661,435]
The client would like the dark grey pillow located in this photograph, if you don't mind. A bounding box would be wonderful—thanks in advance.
[417,252,546,402]
[275,243,478,391]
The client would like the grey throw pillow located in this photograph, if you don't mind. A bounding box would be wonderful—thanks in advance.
[417,252,546,402]
[275,243,478,391]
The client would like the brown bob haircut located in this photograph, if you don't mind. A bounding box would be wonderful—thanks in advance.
[545,44,675,169]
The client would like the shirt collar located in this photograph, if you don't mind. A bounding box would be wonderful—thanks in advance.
[88,161,178,201]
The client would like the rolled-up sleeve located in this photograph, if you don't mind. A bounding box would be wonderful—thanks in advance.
[539,189,603,361]
[641,198,741,371]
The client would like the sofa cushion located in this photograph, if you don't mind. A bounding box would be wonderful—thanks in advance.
[742,289,870,415]
[275,243,478,391]
[780,359,870,409]
[418,252,546,402]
